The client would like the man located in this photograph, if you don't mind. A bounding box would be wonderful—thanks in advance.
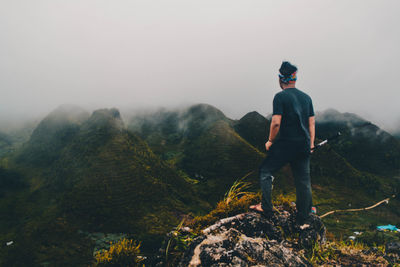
[250,61,315,225]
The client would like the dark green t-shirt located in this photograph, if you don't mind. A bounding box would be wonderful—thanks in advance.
[272,88,314,142]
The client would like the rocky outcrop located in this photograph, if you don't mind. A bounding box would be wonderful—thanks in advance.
[154,210,326,266]
[386,242,400,255]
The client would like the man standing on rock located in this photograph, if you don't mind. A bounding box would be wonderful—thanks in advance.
[250,61,315,225]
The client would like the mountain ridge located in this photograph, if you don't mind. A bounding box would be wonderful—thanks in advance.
[0,107,210,265]
[0,103,399,265]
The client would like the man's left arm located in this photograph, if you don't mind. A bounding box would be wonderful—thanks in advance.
[309,116,315,152]
[308,97,315,152]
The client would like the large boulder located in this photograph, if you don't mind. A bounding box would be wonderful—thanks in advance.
[155,210,326,266]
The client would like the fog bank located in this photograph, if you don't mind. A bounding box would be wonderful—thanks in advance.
[1,0,399,133]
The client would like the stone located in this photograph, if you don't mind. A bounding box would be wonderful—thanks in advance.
[386,242,400,255]
[159,210,327,266]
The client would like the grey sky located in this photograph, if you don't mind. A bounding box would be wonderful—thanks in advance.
[1,0,399,132]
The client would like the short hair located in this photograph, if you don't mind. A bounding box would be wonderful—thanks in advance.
[279,61,297,77]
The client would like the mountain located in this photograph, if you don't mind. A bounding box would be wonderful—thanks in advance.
[181,119,264,202]
[0,106,210,266]
[316,109,400,177]
[232,108,400,178]
[391,119,400,139]
[127,105,400,201]
[129,105,400,237]
[0,132,12,157]
[0,119,38,158]
[0,167,27,198]
[1,103,400,265]
[14,104,90,167]
[128,103,230,154]
[233,111,269,151]
[0,122,38,157]
[128,104,265,203]
[51,108,208,234]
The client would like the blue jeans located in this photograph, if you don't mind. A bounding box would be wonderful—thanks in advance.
[259,140,312,223]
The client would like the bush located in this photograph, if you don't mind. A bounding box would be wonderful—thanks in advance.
[356,230,400,247]
[93,238,144,267]
[0,167,27,197]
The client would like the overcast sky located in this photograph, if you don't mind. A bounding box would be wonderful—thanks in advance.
[1,0,399,132]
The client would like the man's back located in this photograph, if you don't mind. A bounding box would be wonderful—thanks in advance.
[250,61,314,225]
[272,88,314,142]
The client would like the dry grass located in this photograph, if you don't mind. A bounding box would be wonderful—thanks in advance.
[223,172,256,205]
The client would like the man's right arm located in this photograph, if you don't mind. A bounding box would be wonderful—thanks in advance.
[266,93,283,151]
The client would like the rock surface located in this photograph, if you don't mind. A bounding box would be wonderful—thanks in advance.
[386,242,400,255]
[154,210,326,266]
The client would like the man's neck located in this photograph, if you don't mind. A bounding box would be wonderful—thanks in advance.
[282,83,296,90]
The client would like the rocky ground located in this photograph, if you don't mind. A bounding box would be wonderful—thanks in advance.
[153,208,325,266]
[151,206,400,266]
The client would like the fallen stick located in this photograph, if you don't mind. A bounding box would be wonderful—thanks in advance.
[319,195,395,219]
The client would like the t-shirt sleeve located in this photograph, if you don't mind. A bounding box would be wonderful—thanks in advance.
[309,98,315,117]
[272,93,283,115]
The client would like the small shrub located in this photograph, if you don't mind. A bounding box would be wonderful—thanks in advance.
[93,238,144,267]
[223,173,255,204]
[165,219,199,267]
[306,241,338,265]
[357,230,400,247]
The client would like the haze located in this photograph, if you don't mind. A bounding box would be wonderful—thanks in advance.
[1,0,399,133]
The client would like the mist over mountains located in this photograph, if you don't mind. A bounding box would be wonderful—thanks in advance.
[1,0,400,264]
[0,103,399,265]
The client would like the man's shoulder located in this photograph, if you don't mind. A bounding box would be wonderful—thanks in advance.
[274,91,285,101]
[294,88,312,100]
[274,90,287,99]
[275,88,312,101]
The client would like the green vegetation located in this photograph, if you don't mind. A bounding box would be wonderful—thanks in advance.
[305,240,389,266]
[0,167,27,197]
[0,104,399,265]
[0,107,210,265]
[93,238,144,267]
[0,132,12,157]
[356,229,400,247]
[233,111,269,151]
[162,181,261,266]
[162,183,399,266]
[127,104,400,250]
[128,104,264,204]
[316,109,400,177]
[223,173,256,205]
